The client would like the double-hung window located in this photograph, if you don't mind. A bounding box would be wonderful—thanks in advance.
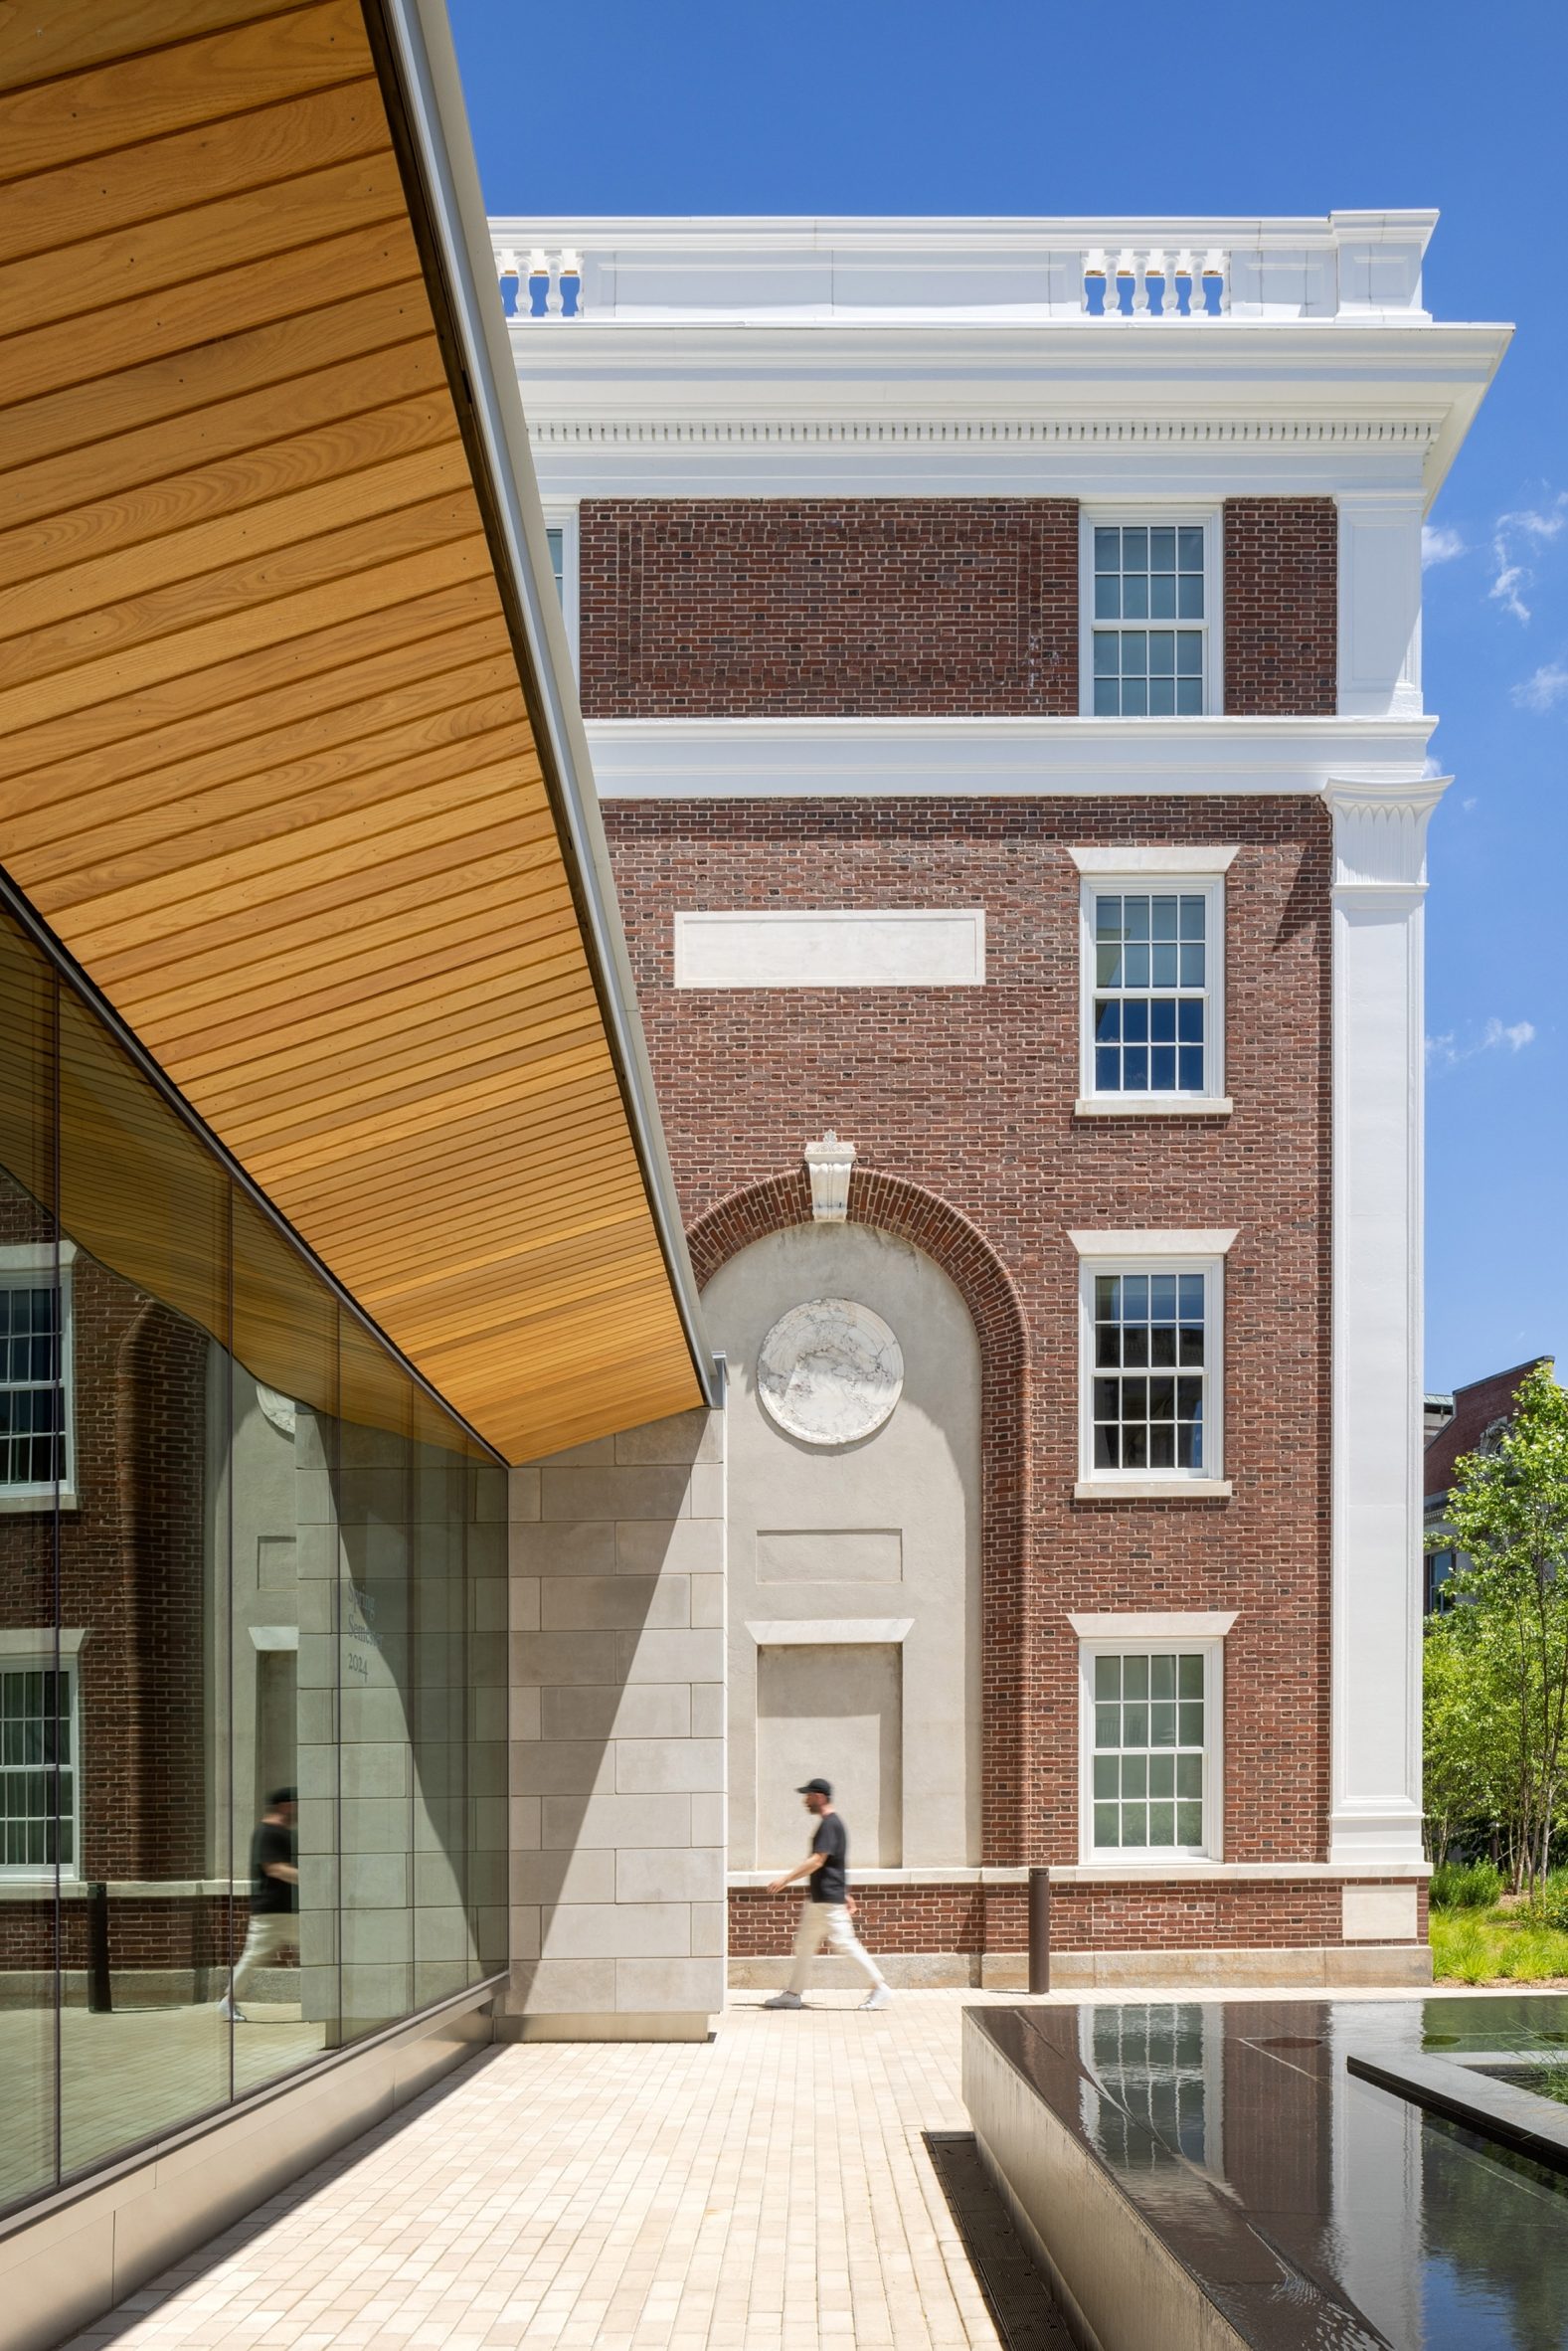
[1071,1232,1234,1496]
[0,1246,73,1508]
[1073,1615,1233,1863]
[1072,851,1232,1113]
[1083,513,1218,716]
[0,1656,78,1875]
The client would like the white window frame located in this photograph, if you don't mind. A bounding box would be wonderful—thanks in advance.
[0,1241,77,1512]
[1080,507,1223,718]
[0,1631,86,1880]
[1072,849,1233,1115]
[540,500,580,675]
[1070,1230,1235,1499]
[1073,1615,1231,1866]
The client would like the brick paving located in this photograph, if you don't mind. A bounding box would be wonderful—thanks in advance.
[59,1984,1433,2351]
[65,1990,1044,2351]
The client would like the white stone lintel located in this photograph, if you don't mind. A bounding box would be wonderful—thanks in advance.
[1069,845,1240,873]
[1068,1612,1238,1639]
[746,1618,914,1646]
[1069,1229,1238,1257]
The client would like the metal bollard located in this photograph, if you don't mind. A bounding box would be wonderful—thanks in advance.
[87,1880,112,2013]
[1027,1866,1050,1995]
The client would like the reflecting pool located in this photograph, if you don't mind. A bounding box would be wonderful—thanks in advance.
[965,1996,1568,2351]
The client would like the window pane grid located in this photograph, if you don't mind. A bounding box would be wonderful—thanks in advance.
[1093,1273,1207,1472]
[1092,1652,1206,1852]
[1092,524,1205,715]
[1094,892,1208,1094]
[0,1285,65,1489]
[0,1666,74,1871]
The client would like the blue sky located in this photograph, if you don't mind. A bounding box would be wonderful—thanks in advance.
[449,0,1567,1392]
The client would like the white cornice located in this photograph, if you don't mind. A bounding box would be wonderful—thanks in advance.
[587,714,1436,800]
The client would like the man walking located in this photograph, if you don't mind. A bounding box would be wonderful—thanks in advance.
[763,1777,891,2010]
[219,1786,298,2022]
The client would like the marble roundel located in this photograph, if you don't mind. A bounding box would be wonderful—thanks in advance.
[756,1298,904,1446]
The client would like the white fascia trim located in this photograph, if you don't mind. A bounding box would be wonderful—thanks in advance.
[1068,1611,1238,1639]
[587,714,1435,800]
[747,1618,914,1646]
[1070,1229,1238,1256]
[1070,845,1239,873]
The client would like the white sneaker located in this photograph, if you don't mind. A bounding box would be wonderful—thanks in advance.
[218,1999,248,2023]
[763,1991,804,2010]
[860,1985,892,2011]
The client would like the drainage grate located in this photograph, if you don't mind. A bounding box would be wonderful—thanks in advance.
[924,2130,1077,2350]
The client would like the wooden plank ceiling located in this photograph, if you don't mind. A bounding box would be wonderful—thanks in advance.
[0,0,703,1461]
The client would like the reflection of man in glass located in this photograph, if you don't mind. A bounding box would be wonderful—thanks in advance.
[219,1787,297,2023]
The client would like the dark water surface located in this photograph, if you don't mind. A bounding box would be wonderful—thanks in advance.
[971,1995,1568,2351]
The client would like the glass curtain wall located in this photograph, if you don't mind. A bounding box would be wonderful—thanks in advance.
[0,899,506,2219]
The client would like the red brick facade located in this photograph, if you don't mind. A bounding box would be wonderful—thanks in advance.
[581,495,1340,718]
[579,498,1080,717]
[2,1176,213,1973]
[729,1879,1428,1957]
[1223,496,1338,716]
[604,794,1334,1886]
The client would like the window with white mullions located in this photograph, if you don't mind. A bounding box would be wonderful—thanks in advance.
[1089,522,1210,715]
[1091,1650,1208,1854]
[0,1662,76,1874]
[1093,1271,1208,1474]
[0,1284,65,1493]
[1094,891,1208,1094]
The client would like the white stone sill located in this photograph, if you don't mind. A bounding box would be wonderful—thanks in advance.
[0,1491,79,1514]
[0,1878,242,1900]
[729,1863,1431,1889]
[1075,1098,1233,1119]
[728,1868,1028,1891]
[1074,1479,1233,1502]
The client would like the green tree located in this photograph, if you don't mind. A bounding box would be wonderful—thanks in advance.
[1437,1364,1568,1892]
[1422,1609,1507,1865]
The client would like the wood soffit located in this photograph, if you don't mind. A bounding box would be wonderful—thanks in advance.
[0,0,703,1461]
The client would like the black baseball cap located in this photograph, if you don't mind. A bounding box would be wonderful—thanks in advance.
[797,1777,832,1798]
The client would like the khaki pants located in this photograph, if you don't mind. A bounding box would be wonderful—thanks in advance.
[786,1899,887,1995]
[226,1911,296,2005]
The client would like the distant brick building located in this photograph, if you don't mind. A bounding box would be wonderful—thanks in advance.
[498,211,1504,1985]
[1423,1357,1553,1612]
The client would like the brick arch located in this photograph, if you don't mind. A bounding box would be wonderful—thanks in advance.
[687,1168,1033,1866]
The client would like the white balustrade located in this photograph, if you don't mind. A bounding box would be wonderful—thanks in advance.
[496,248,585,319]
[1081,247,1228,318]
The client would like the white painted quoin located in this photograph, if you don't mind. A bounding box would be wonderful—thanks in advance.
[494,209,1507,1980]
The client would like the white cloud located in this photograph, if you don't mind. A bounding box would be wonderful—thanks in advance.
[1462,796,1478,812]
[1490,490,1568,623]
[1423,524,1466,566]
[1427,1018,1537,1069]
[1514,659,1568,713]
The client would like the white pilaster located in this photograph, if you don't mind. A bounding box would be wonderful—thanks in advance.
[1337,492,1425,718]
[1326,776,1445,1866]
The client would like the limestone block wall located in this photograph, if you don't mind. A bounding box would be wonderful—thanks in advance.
[505,1407,727,2039]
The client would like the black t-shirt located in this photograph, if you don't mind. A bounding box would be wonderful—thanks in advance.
[251,1820,297,1914]
[809,1812,848,1904]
